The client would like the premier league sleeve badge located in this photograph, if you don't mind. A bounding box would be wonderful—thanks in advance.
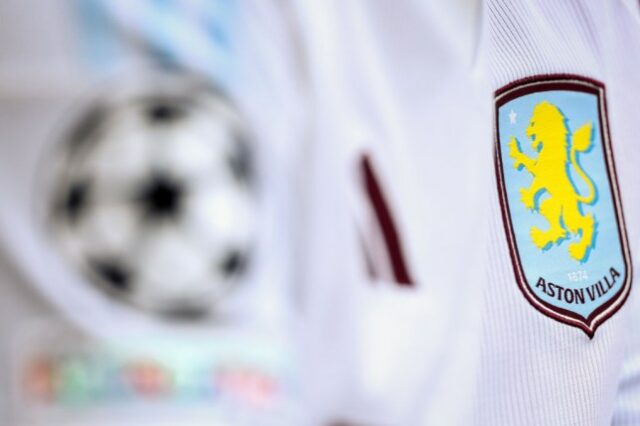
[494,74,632,338]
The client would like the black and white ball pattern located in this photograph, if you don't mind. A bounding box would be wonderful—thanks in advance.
[48,86,256,317]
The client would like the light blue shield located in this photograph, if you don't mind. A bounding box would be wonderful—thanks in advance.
[495,76,631,337]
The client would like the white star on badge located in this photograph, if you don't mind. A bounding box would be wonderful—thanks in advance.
[509,109,517,124]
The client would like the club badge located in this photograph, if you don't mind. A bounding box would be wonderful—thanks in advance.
[495,75,632,337]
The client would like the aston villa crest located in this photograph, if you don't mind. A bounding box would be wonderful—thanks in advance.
[495,75,632,338]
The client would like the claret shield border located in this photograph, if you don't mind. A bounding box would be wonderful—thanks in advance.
[494,74,632,338]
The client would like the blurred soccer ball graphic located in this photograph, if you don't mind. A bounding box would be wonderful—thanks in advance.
[48,83,256,317]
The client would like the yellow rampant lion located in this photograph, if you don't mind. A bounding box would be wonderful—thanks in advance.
[508,100,597,262]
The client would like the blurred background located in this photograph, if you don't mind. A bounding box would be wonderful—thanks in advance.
[0,0,502,424]
[0,1,307,424]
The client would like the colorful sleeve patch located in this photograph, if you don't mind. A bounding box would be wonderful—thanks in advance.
[494,75,632,338]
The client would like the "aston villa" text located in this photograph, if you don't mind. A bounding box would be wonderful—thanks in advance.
[535,267,621,305]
